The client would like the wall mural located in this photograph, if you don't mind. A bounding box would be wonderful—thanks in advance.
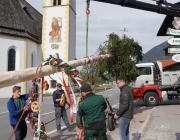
[49,17,62,49]
[51,44,59,50]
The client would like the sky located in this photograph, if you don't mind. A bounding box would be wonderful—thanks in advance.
[26,0,180,59]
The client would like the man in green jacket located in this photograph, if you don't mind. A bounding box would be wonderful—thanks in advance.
[77,83,108,140]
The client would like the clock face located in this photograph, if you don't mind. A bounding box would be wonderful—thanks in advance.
[172,17,180,29]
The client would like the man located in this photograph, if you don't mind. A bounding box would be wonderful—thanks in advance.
[77,83,108,140]
[7,86,29,140]
[114,77,134,140]
[53,83,75,134]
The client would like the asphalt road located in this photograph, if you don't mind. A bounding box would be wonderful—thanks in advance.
[1,87,180,140]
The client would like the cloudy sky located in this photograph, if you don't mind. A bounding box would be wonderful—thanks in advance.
[26,0,179,59]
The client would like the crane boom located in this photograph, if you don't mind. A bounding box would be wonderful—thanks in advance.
[92,0,180,17]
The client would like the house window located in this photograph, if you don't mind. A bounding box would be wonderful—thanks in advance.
[8,49,16,71]
[51,80,57,88]
[53,0,61,6]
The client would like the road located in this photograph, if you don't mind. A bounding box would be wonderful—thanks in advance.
[1,87,180,140]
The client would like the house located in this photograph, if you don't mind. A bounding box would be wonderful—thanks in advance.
[0,0,76,98]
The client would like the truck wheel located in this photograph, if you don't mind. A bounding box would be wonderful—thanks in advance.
[144,92,159,106]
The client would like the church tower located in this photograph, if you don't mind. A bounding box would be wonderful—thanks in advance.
[42,0,76,90]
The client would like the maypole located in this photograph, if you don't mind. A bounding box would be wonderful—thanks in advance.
[0,53,112,88]
[86,0,90,56]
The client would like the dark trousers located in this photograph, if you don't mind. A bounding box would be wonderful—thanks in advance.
[55,107,71,130]
[11,121,27,140]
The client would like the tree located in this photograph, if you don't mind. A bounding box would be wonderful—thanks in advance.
[80,60,103,86]
[97,32,143,82]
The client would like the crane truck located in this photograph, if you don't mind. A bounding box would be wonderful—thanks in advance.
[131,61,180,106]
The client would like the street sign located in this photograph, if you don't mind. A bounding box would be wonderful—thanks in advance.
[168,48,180,53]
[166,28,180,36]
[172,54,180,62]
[168,38,180,45]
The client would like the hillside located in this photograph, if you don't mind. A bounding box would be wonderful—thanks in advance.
[142,41,171,63]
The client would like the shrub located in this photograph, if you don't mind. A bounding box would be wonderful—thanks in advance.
[74,88,80,93]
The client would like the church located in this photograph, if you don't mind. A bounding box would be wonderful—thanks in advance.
[0,0,76,98]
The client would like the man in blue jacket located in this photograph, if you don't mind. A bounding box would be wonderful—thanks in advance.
[7,86,29,140]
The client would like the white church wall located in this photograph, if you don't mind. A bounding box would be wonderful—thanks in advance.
[43,6,67,60]
[69,7,76,60]
[26,40,43,94]
[42,5,69,91]
[42,0,76,93]
[0,35,25,98]
[70,0,76,12]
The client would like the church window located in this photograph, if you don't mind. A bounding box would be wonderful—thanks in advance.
[8,49,16,71]
[58,0,61,5]
[53,0,61,6]
[50,80,57,88]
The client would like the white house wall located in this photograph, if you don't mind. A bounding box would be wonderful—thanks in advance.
[0,35,25,98]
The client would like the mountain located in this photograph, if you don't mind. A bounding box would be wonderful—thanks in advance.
[141,41,171,63]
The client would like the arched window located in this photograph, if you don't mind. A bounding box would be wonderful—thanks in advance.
[53,0,61,6]
[8,49,16,71]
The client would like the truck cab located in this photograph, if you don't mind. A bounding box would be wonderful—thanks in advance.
[134,63,155,87]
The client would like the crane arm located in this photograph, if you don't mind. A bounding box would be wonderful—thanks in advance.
[92,0,180,17]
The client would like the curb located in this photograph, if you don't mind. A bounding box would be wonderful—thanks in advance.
[132,107,156,140]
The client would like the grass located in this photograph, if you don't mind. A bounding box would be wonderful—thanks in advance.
[93,86,113,94]
[43,85,114,96]
[43,93,52,97]
[94,89,105,93]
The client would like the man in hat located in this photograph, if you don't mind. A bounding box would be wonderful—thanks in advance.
[77,83,108,140]
[52,83,75,134]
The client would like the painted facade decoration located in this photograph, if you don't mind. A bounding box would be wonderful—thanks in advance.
[49,17,62,43]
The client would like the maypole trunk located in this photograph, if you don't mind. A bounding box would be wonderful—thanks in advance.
[0,54,112,88]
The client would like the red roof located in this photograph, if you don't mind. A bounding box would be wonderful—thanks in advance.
[157,60,176,68]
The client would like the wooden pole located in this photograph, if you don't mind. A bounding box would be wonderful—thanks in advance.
[0,54,112,88]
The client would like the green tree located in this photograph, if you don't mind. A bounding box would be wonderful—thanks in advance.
[97,32,143,82]
[80,61,103,85]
